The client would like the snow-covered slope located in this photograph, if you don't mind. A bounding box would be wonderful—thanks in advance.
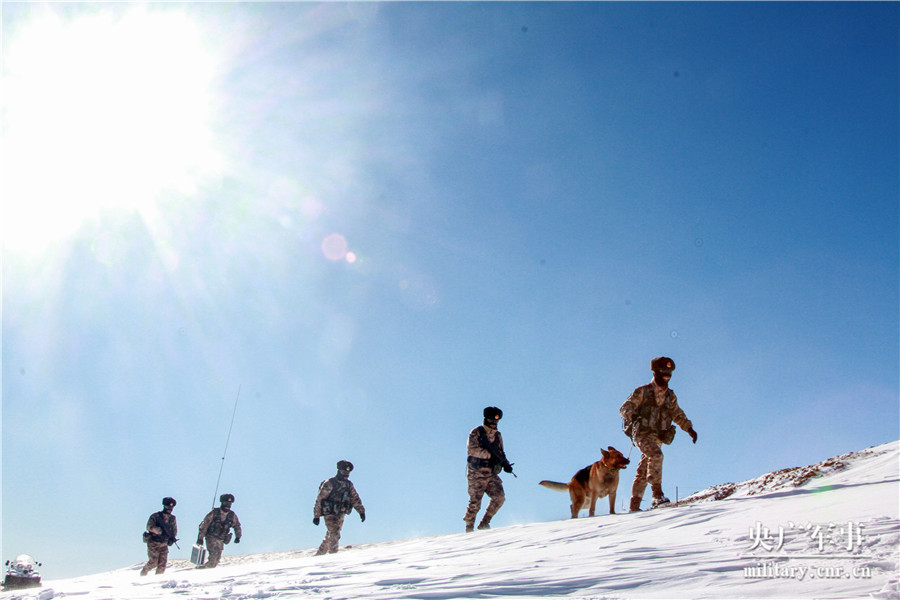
[6,441,899,600]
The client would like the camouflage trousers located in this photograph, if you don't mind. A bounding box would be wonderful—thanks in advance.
[464,468,505,526]
[140,541,169,575]
[316,514,346,555]
[202,536,226,568]
[631,432,665,498]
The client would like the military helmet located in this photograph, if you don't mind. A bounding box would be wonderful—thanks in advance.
[162,497,176,507]
[483,406,503,420]
[337,460,354,472]
[220,493,235,504]
[651,356,676,373]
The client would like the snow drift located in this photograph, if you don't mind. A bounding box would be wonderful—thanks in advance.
[5,441,898,600]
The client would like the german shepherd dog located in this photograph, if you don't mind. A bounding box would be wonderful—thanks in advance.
[539,447,630,517]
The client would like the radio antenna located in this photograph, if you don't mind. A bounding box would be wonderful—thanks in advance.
[212,384,241,508]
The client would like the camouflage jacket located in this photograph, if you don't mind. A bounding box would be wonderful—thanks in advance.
[146,511,177,544]
[314,477,365,518]
[620,382,692,438]
[198,508,242,541]
[467,426,512,474]
[467,426,504,460]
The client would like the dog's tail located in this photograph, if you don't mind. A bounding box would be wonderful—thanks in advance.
[538,480,569,492]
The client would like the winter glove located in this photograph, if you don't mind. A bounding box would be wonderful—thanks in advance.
[313,517,320,526]
[234,538,240,544]
[359,512,366,523]
[688,428,698,444]
[196,536,203,545]
[502,461,514,474]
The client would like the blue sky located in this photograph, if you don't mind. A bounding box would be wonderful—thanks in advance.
[2,2,897,580]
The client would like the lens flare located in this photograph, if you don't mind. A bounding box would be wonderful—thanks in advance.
[322,233,349,261]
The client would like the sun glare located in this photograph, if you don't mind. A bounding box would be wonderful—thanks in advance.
[2,8,221,253]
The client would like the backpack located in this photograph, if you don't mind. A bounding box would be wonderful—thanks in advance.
[320,478,353,515]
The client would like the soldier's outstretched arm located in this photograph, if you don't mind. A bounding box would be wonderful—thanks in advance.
[232,514,242,541]
[670,398,693,433]
[350,485,364,515]
[669,397,697,443]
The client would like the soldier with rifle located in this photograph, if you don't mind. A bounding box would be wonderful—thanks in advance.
[464,406,515,532]
[140,497,178,576]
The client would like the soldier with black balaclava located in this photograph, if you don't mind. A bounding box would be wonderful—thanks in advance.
[196,493,242,569]
[313,460,365,555]
[464,406,514,532]
[141,497,178,575]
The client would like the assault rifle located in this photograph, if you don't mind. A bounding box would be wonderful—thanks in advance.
[478,427,516,477]
[151,512,180,548]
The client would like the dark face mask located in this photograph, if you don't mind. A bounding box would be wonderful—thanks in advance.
[337,469,351,479]
[653,370,672,388]
[484,417,499,429]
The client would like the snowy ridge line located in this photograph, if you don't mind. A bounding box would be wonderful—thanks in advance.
[665,442,895,509]
[9,441,897,600]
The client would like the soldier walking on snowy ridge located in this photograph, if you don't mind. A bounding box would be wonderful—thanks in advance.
[196,493,242,569]
[140,497,178,576]
[313,460,366,556]
[620,357,697,511]
[464,406,514,532]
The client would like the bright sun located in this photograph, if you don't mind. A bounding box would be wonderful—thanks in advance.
[2,8,221,253]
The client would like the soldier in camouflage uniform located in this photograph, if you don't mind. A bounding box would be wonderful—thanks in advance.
[140,497,178,576]
[313,460,366,555]
[464,406,514,532]
[196,493,242,569]
[620,357,698,511]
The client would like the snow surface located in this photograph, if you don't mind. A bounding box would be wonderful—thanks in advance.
[5,441,898,600]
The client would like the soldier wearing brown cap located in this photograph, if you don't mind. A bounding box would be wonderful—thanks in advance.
[620,357,697,511]
[464,406,514,532]
[196,494,242,569]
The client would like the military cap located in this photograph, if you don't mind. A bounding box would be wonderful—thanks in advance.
[483,406,503,420]
[220,493,235,503]
[651,356,676,372]
[337,460,354,472]
[162,497,177,507]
